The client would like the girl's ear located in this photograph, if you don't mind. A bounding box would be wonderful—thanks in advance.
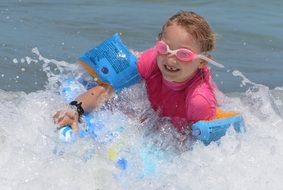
[198,60,208,69]
[198,54,211,69]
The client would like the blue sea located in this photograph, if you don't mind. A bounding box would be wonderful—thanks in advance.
[1,0,283,190]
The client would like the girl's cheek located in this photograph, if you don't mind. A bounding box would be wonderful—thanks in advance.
[157,55,166,64]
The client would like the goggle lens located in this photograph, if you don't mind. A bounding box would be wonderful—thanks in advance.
[176,49,193,62]
[155,41,168,55]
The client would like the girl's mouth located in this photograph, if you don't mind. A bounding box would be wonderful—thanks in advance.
[164,65,180,72]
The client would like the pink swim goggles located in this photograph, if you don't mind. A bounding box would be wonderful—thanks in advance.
[155,41,224,68]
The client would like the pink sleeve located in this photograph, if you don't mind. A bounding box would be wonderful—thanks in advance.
[137,48,158,79]
[186,92,216,122]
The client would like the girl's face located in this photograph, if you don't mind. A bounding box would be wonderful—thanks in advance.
[157,24,205,83]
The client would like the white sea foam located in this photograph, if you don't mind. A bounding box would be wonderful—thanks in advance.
[0,49,283,190]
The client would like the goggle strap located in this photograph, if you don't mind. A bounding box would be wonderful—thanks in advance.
[198,54,224,68]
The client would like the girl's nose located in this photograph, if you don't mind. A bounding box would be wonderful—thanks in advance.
[166,55,178,65]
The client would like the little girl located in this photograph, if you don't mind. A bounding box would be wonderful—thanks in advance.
[54,11,218,135]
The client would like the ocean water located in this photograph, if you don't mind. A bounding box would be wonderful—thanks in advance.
[1,0,283,190]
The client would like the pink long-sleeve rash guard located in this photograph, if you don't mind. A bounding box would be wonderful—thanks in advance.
[137,48,217,132]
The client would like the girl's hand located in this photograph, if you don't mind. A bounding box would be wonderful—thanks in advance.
[53,109,79,134]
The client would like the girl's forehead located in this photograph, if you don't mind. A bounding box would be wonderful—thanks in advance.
[162,24,201,52]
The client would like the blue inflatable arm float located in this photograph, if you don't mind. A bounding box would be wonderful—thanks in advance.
[192,110,245,145]
[79,33,141,92]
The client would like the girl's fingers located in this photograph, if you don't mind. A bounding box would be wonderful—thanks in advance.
[53,111,61,124]
[53,110,79,133]
[71,122,79,134]
[55,111,77,126]
[64,111,79,121]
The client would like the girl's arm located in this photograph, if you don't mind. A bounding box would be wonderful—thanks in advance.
[53,84,113,133]
[76,84,113,112]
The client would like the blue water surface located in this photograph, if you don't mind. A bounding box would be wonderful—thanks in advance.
[0,0,283,92]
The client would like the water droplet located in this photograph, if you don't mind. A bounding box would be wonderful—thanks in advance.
[13,58,18,63]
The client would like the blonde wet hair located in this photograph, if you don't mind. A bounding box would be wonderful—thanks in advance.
[158,11,216,53]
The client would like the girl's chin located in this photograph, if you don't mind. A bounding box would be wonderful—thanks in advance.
[162,75,181,82]
[162,72,191,83]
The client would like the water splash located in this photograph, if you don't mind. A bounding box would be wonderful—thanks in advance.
[1,48,283,190]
